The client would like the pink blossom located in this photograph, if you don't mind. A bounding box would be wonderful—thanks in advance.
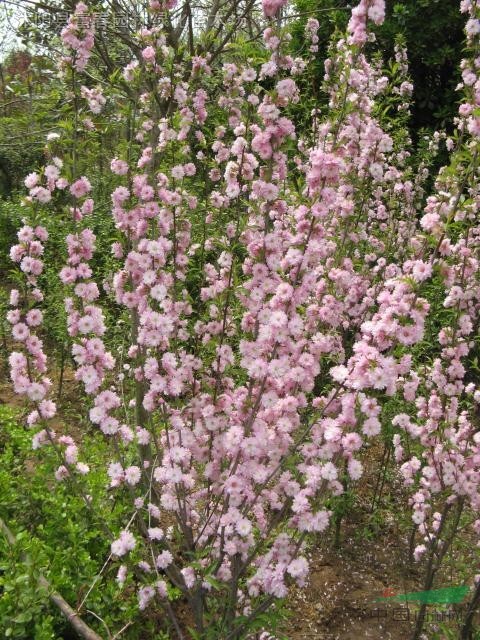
[110,158,129,175]
[70,176,92,198]
[111,530,136,557]
[142,46,156,63]
[125,465,142,485]
[156,550,173,569]
[262,0,288,18]
[24,173,39,189]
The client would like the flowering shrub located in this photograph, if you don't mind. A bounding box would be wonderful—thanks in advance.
[5,0,480,638]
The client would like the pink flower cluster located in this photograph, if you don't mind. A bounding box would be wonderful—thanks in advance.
[60,228,115,394]
[8,225,51,410]
[80,85,106,114]
[305,18,320,53]
[24,157,68,204]
[61,2,95,72]
[262,0,288,19]
[8,225,90,480]
[348,0,386,45]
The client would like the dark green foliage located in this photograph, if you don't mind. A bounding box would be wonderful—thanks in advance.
[290,0,465,138]
[381,0,464,134]
[0,405,144,639]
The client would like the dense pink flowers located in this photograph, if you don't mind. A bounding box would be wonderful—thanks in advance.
[141,46,156,63]
[111,530,136,557]
[348,0,386,44]
[8,0,480,635]
[81,85,106,114]
[60,2,95,71]
[262,0,288,18]
[70,176,92,198]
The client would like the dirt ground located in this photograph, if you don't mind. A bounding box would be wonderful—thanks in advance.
[287,534,420,640]
[285,504,475,640]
